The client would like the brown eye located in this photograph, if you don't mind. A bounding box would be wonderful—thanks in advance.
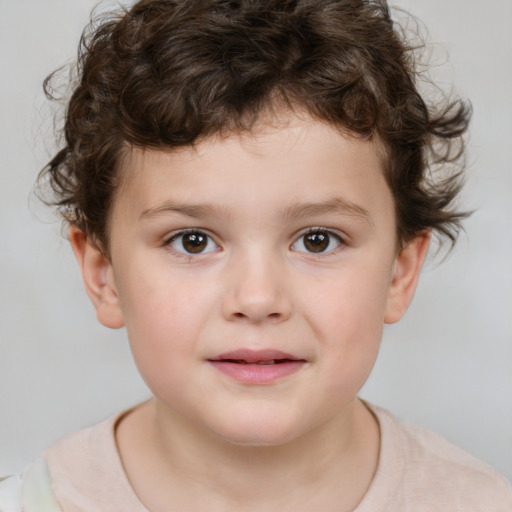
[182,233,207,253]
[304,232,329,252]
[169,231,219,255]
[292,229,342,254]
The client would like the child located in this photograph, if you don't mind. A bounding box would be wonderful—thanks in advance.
[1,0,511,510]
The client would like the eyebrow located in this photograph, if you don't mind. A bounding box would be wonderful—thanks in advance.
[140,201,231,221]
[140,197,373,225]
[280,198,374,226]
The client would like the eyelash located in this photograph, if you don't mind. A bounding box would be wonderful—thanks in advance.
[164,227,345,257]
[291,228,344,256]
[165,229,220,258]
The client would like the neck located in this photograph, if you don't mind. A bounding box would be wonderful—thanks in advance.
[116,398,379,512]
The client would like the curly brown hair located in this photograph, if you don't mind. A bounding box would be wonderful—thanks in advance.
[39,0,471,253]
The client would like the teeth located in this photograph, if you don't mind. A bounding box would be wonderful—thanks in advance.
[232,359,276,365]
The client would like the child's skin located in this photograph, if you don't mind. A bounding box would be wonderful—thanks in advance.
[70,112,429,511]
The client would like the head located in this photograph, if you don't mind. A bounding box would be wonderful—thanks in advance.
[42,0,470,254]
[39,0,470,444]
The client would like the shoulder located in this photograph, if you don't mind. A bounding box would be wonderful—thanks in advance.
[0,409,134,512]
[41,407,146,510]
[400,420,512,508]
[44,411,119,475]
[370,404,512,511]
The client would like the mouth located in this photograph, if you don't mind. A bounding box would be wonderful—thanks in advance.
[207,349,307,384]
[219,359,293,365]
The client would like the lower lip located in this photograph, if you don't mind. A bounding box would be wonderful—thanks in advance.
[208,361,306,384]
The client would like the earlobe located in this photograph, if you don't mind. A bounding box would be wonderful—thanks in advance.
[69,226,124,329]
[384,232,430,324]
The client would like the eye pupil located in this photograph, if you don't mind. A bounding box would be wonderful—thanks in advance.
[183,233,207,253]
[304,232,329,252]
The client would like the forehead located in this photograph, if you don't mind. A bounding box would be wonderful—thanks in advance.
[112,116,393,228]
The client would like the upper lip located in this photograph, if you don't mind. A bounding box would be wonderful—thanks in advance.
[208,349,305,363]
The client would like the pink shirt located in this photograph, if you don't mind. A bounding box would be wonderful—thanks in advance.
[6,404,512,511]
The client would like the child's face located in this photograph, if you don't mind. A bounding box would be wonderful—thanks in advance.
[73,114,428,446]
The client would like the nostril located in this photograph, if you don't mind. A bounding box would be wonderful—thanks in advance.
[223,291,292,323]
[231,311,282,321]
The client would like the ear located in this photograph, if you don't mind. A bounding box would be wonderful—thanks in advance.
[69,226,124,329]
[384,232,430,324]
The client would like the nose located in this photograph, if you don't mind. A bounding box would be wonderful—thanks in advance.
[221,252,292,324]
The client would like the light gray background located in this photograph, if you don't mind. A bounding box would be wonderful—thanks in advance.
[1,0,511,481]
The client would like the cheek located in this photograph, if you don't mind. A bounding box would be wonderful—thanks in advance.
[302,265,391,388]
[304,263,391,338]
[116,269,217,390]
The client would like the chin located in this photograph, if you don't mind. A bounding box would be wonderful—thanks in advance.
[207,411,305,447]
